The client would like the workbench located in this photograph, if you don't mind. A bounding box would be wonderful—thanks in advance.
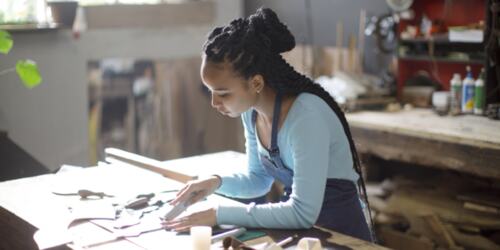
[346,109,500,180]
[0,150,386,250]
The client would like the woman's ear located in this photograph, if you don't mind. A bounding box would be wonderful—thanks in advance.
[250,74,264,93]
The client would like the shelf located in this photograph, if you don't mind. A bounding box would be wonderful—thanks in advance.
[400,35,483,45]
[0,22,64,32]
[396,0,487,102]
[398,55,485,64]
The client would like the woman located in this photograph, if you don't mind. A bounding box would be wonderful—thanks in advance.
[163,8,373,242]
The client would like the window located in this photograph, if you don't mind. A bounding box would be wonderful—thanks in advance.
[80,0,165,4]
[0,0,47,24]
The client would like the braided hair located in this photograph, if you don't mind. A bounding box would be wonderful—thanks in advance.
[203,8,374,237]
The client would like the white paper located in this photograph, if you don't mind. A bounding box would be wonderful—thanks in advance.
[33,228,73,250]
[68,199,116,222]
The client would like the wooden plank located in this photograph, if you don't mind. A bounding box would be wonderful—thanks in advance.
[457,193,500,209]
[158,151,247,177]
[445,224,500,250]
[104,147,196,183]
[420,214,459,249]
[463,202,500,215]
[350,126,500,180]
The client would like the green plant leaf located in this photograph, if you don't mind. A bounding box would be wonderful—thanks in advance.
[0,30,13,54]
[16,60,42,88]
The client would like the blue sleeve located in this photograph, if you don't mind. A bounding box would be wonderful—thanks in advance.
[216,112,330,228]
[215,110,275,198]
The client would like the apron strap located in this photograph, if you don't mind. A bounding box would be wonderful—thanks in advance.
[251,109,258,130]
[269,92,283,156]
[250,92,283,156]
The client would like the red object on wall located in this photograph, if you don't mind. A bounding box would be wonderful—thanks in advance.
[397,0,486,97]
[399,0,485,33]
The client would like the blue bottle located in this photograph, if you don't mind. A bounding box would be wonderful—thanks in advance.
[461,66,475,114]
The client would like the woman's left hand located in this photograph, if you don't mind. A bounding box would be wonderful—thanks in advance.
[161,208,217,232]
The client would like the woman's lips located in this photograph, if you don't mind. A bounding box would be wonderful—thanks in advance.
[217,108,229,115]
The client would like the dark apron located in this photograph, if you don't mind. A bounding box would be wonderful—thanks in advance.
[252,93,372,242]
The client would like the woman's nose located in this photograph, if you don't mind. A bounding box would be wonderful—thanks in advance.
[211,94,221,108]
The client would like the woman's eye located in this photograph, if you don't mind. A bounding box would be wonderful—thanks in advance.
[218,93,229,98]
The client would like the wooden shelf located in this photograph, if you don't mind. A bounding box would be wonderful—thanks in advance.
[398,55,484,64]
[400,35,483,45]
[396,0,486,96]
[0,22,63,32]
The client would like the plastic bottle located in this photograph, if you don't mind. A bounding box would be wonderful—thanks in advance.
[474,68,486,115]
[450,73,462,115]
[461,66,475,114]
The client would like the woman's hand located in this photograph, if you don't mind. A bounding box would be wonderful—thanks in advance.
[161,208,217,232]
[170,176,221,207]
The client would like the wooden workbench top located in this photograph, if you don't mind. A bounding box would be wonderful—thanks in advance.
[346,108,500,180]
[346,109,500,149]
[0,151,387,250]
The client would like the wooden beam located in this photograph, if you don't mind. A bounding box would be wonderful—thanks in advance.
[104,148,196,183]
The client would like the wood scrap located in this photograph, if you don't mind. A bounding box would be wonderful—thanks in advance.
[368,195,388,213]
[377,226,434,250]
[375,213,408,226]
[420,214,460,249]
[456,225,481,234]
[457,194,500,209]
[445,225,500,250]
[335,21,343,74]
[464,202,500,215]
[348,34,356,73]
[366,183,386,197]
[380,177,424,193]
[369,172,500,250]
[383,190,500,230]
[357,9,366,72]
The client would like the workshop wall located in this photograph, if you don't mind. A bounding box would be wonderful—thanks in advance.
[244,0,392,75]
[0,0,243,170]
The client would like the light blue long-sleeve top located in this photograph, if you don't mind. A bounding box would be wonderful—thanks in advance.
[215,93,360,228]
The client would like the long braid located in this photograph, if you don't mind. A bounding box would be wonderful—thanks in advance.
[203,8,375,241]
[269,54,376,241]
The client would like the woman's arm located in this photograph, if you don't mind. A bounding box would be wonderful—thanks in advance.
[216,111,332,228]
[216,110,275,198]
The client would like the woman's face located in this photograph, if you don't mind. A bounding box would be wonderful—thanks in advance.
[201,58,259,118]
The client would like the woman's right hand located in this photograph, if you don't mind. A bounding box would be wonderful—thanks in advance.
[169,175,221,207]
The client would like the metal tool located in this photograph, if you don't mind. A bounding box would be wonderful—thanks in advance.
[211,227,246,243]
[162,200,189,221]
[162,191,200,221]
